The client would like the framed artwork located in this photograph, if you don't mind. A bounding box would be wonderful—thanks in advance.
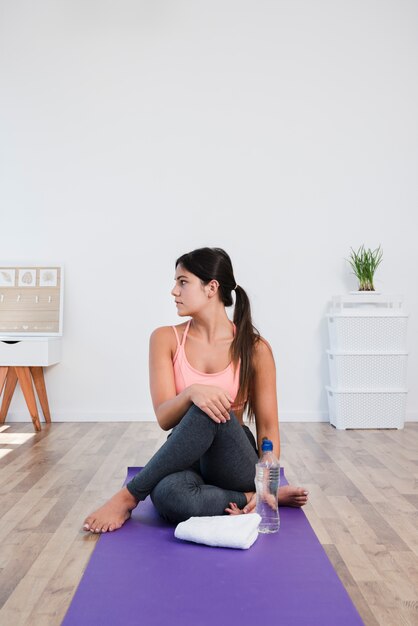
[0,266,64,336]
[0,269,16,287]
[39,268,58,287]
[18,269,37,287]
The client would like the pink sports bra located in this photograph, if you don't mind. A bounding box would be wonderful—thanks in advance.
[172,319,243,409]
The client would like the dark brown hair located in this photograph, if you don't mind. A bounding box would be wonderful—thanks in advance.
[175,247,260,420]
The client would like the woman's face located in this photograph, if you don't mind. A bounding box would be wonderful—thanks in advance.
[171,265,210,316]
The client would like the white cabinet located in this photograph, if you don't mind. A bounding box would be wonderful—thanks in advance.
[0,338,62,366]
[0,338,62,431]
[0,266,63,431]
[326,294,408,429]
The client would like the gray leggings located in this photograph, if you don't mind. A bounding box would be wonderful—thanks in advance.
[126,404,259,524]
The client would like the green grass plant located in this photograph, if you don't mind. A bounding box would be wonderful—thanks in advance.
[347,244,383,291]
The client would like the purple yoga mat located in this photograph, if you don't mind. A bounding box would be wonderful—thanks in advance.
[64,467,364,626]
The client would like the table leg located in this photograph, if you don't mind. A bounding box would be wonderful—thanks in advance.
[30,367,51,423]
[15,367,41,432]
[0,366,8,397]
[0,367,18,425]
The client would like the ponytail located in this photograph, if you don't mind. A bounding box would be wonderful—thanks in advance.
[231,285,260,422]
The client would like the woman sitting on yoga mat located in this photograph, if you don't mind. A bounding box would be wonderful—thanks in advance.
[84,247,308,533]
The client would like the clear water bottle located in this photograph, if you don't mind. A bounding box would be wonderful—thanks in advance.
[255,438,280,533]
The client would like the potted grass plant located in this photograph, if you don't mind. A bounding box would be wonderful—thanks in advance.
[347,244,383,292]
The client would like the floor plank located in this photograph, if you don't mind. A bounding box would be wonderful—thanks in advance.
[0,421,417,626]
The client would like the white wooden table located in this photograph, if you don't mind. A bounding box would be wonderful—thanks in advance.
[0,338,62,432]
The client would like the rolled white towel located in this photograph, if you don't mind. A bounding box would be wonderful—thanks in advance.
[174,513,262,549]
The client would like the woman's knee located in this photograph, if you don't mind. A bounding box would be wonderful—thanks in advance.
[168,405,217,443]
[182,403,213,424]
[182,405,240,430]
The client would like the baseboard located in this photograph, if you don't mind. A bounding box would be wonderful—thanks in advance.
[4,410,418,423]
[4,411,154,422]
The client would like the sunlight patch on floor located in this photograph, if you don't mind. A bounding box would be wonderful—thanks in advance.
[0,432,36,445]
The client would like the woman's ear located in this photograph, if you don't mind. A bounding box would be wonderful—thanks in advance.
[207,279,220,298]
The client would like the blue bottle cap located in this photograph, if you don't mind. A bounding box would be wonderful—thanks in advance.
[261,439,273,451]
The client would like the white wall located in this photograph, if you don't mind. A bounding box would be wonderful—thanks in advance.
[1,0,417,422]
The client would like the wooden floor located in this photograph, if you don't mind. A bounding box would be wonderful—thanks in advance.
[0,421,417,626]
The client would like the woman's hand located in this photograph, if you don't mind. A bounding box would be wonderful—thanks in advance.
[225,492,256,515]
[188,384,233,423]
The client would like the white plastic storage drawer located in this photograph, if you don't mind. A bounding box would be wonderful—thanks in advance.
[326,387,407,429]
[327,314,408,351]
[327,351,408,389]
[0,338,62,366]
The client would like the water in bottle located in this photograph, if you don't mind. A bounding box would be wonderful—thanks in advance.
[255,438,280,533]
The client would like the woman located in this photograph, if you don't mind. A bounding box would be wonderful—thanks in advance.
[84,248,308,533]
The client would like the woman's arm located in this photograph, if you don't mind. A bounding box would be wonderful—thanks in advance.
[252,338,281,458]
[149,327,193,430]
[149,327,233,430]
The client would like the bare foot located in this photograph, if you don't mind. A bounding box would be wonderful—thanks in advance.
[278,485,309,507]
[225,492,255,515]
[225,485,308,515]
[83,488,139,533]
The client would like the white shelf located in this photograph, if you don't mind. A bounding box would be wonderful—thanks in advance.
[327,316,408,352]
[326,352,408,389]
[331,293,406,311]
[326,387,407,430]
[326,294,408,429]
[326,311,409,317]
[326,349,408,355]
